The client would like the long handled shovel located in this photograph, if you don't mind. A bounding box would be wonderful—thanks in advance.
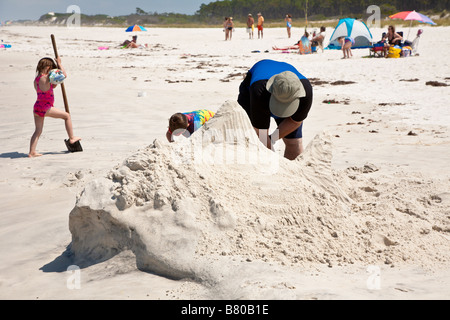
[50,34,83,153]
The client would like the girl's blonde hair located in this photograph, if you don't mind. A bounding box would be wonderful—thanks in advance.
[36,57,57,75]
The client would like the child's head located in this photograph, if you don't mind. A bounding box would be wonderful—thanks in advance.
[36,57,57,75]
[169,113,188,134]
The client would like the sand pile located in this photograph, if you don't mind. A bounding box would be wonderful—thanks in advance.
[69,101,450,281]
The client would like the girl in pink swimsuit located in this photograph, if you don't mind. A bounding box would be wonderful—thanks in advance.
[29,57,81,157]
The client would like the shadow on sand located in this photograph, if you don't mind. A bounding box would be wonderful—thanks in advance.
[0,151,69,159]
[39,243,118,273]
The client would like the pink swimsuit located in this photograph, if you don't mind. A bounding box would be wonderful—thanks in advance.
[34,75,54,117]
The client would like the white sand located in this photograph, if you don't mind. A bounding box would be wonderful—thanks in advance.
[0,25,449,300]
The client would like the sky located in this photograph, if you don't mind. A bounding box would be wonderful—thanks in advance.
[0,0,215,21]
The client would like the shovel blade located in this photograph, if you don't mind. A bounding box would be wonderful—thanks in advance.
[65,139,83,152]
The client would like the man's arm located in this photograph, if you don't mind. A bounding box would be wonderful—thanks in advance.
[271,118,302,142]
[166,130,174,142]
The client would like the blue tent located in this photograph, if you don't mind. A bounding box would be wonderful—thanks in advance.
[327,18,373,49]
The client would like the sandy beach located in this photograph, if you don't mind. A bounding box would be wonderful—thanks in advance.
[0,25,449,300]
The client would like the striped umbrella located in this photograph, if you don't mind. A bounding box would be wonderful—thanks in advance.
[389,11,436,40]
[389,11,436,25]
[125,24,147,32]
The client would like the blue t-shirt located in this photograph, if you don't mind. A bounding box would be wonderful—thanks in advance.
[248,60,306,86]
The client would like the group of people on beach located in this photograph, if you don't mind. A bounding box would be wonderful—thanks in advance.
[272,26,327,55]
[225,12,265,40]
[338,24,403,59]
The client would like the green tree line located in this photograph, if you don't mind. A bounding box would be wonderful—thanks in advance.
[195,0,449,22]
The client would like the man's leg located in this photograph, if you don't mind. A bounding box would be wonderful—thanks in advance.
[283,137,304,160]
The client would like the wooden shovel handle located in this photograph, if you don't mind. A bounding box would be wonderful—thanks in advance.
[51,34,70,114]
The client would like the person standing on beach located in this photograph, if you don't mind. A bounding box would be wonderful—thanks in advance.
[225,17,234,41]
[285,14,292,38]
[29,57,81,157]
[237,59,313,160]
[257,13,264,39]
[338,36,354,59]
[223,17,229,40]
[247,14,255,39]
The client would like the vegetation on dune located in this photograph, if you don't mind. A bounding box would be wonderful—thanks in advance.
[26,1,450,27]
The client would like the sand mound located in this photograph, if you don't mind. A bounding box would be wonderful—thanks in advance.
[69,101,450,281]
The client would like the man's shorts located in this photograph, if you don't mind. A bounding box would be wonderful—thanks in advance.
[257,25,263,31]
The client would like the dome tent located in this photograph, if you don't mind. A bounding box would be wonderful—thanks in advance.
[327,18,373,49]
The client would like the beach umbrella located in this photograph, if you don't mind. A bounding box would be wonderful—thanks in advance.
[389,11,436,25]
[389,11,436,39]
[125,24,147,32]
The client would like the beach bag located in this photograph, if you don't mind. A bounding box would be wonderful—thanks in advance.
[387,46,401,58]
[402,46,412,58]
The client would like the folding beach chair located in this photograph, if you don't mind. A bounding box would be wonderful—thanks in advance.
[369,43,385,57]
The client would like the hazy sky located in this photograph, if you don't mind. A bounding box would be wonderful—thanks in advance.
[0,0,214,21]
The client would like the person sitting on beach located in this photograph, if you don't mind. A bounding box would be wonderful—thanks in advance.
[166,109,215,142]
[29,57,81,157]
[272,31,311,52]
[127,35,139,48]
[272,37,302,51]
[120,35,135,47]
[383,25,403,47]
[382,25,403,56]
[237,59,313,160]
[311,26,326,52]
[272,43,300,51]
[121,35,148,49]
[338,36,354,59]
[298,31,312,54]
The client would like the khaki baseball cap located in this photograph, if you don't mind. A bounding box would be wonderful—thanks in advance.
[266,71,306,118]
